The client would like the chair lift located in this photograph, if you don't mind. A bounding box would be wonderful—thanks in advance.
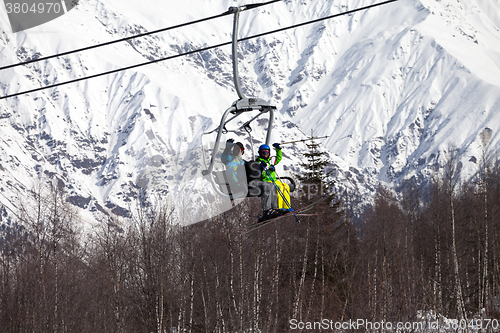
[202,6,295,201]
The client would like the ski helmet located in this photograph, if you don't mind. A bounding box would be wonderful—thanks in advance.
[258,144,270,151]
[233,142,244,155]
[258,144,270,157]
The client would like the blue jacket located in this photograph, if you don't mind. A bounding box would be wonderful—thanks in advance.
[221,149,246,184]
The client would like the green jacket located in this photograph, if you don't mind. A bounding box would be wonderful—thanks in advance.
[256,148,282,182]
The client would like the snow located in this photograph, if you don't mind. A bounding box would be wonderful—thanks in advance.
[1,0,500,225]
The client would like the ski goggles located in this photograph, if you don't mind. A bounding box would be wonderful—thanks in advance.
[259,149,270,156]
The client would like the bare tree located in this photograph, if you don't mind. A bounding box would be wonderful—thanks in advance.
[443,147,467,320]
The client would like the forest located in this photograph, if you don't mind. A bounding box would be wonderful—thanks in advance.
[0,149,499,332]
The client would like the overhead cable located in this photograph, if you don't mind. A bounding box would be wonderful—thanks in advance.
[0,0,282,72]
[0,0,398,101]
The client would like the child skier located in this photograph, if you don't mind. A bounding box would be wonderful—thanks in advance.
[256,143,292,211]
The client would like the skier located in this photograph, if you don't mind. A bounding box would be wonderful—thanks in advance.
[221,139,247,195]
[221,139,285,221]
[256,143,292,211]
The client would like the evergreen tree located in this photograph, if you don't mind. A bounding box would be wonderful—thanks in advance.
[296,131,334,199]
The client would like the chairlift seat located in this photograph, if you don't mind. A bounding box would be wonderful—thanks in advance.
[212,170,251,198]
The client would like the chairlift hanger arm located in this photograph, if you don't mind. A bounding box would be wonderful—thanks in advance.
[202,3,277,177]
[228,5,275,145]
[231,6,245,100]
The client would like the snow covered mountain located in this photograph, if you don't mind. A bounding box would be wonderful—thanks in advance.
[1,0,500,225]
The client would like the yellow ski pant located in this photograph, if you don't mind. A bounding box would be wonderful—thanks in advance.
[274,181,291,209]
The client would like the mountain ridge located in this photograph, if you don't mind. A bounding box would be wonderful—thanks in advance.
[1,0,500,224]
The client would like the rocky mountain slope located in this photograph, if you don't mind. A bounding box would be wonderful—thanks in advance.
[1,0,499,225]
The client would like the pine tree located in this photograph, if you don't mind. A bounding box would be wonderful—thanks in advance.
[296,131,334,198]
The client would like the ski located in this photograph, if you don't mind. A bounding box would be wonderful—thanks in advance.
[249,213,317,218]
[243,196,327,233]
[245,213,316,232]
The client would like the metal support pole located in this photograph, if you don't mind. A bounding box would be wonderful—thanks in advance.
[266,108,273,145]
[230,7,246,100]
